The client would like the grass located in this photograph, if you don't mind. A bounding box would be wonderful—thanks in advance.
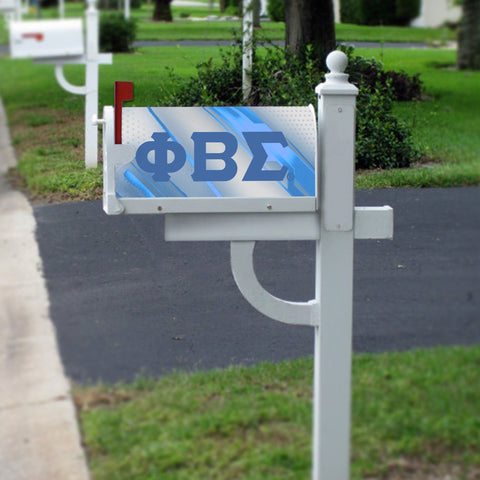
[0,46,478,200]
[337,23,455,46]
[354,48,480,189]
[1,13,477,478]
[75,345,480,479]
[0,2,458,45]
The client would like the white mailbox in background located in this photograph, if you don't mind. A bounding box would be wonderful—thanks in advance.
[6,0,112,169]
[0,0,21,19]
[0,0,17,12]
[9,19,84,60]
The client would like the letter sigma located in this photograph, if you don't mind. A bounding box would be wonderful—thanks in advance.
[135,131,290,183]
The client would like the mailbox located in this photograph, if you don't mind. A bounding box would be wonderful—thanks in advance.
[9,19,84,59]
[103,104,318,214]
[0,0,17,12]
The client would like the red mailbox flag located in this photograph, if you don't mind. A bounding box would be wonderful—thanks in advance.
[114,81,134,144]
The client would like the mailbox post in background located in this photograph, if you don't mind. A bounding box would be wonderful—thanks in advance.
[8,0,112,168]
[98,51,394,479]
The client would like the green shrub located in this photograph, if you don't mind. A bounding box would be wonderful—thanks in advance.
[163,43,422,170]
[99,13,137,53]
[340,0,420,25]
[267,0,284,22]
[98,0,142,9]
[41,0,58,8]
[164,46,243,106]
[361,0,396,25]
[395,0,421,25]
[344,47,423,101]
[164,42,322,107]
[340,0,363,24]
[225,0,241,16]
[356,85,421,169]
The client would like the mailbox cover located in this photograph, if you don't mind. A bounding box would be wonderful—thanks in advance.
[104,106,317,214]
[9,19,84,59]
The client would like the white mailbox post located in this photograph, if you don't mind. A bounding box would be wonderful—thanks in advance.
[8,0,112,168]
[97,51,394,480]
[242,0,253,102]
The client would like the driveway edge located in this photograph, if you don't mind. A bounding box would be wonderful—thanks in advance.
[0,97,91,480]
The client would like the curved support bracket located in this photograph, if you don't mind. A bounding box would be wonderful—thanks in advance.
[54,64,87,95]
[230,241,319,326]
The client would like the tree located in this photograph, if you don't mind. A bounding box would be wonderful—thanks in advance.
[457,0,480,70]
[153,0,172,21]
[253,0,261,28]
[285,0,336,64]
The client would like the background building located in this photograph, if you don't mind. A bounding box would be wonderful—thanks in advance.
[332,0,461,27]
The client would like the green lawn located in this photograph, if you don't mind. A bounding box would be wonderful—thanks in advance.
[0,3,478,193]
[0,2,457,45]
[0,13,478,479]
[76,346,480,480]
[0,46,478,199]
[354,48,480,188]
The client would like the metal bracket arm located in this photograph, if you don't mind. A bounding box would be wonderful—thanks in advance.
[54,64,87,95]
[165,206,394,241]
[230,241,319,326]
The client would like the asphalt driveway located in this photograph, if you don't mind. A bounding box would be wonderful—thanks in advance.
[33,187,480,384]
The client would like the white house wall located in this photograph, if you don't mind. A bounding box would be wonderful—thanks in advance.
[266,0,459,28]
[411,0,461,27]
[331,0,460,27]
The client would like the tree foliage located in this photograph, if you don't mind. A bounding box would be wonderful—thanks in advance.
[340,0,420,25]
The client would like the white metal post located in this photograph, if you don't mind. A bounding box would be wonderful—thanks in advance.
[312,51,358,480]
[98,49,393,480]
[52,0,112,169]
[242,0,253,102]
[124,0,130,19]
[85,0,100,168]
[16,0,22,20]
[97,47,393,480]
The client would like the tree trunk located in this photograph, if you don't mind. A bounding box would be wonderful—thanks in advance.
[253,0,261,28]
[153,0,172,21]
[285,0,336,64]
[457,0,480,69]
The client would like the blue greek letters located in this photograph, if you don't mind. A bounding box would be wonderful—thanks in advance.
[136,132,186,182]
[135,131,289,183]
[191,132,238,182]
[242,131,289,181]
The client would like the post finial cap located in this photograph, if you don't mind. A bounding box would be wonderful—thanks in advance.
[326,50,348,74]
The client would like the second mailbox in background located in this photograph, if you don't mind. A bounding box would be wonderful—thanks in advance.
[0,0,17,13]
[9,19,84,59]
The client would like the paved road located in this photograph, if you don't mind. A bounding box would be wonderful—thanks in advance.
[33,187,480,384]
